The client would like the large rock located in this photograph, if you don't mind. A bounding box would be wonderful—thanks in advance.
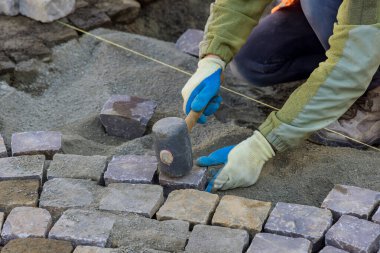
[19,0,76,23]
[0,0,19,16]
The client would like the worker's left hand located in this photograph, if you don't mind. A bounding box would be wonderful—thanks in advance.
[206,131,275,192]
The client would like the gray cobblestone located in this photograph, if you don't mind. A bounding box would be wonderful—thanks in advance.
[319,246,349,253]
[372,208,380,224]
[246,233,312,253]
[0,155,45,182]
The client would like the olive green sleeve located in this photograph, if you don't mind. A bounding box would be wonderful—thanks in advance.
[259,0,380,152]
[199,0,273,63]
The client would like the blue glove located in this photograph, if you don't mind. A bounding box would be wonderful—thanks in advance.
[196,145,236,167]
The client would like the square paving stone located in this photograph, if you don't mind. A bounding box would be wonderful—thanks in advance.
[0,155,45,182]
[321,184,380,220]
[99,183,164,218]
[0,134,7,157]
[264,202,333,251]
[1,238,73,253]
[325,215,380,253]
[1,207,52,242]
[49,209,115,247]
[372,208,380,224]
[0,179,39,214]
[74,246,117,253]
[11,131,62,159]
[212,195,271,236]
[104,155,157,185]
[156,189,219,226]
[246,233,312,253]
[47,154,107,182]
[185,224,249,253]
[319,246,349,253]
[158,166,207,196]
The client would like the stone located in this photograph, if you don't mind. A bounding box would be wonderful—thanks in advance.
[0,155,45,182]
[158,166,207,196]
[4,36,51,63]
[0,0,19,16]
[104,155,157,185]
[0,52,15,75]
[0,211,4,228]
[19,0,76,23]
[47,154,107,182]
[372,208,380,224]
[246,233,312,253]
[212,195,271,235]
[33,22,78,47]
[325,215,380,253]
[264,202,333,251]
[100,95,157,139]
[68,7,112,31]
[95,0,141,24]
[185,224,249,253]
[0,180,39,214]
[1,238,73,253]
[156,189,219,226]
[0,133,7,157]
[321,184,380,220]
[49,209,115,247]
[11,131,62,159]
[175,29,204,57]
[74,246,116,253]
[319,246,349,253]
[1,207,52,242]
[99,183,164,218]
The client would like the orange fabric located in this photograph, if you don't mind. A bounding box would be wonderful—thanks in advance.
[271,0,299,13]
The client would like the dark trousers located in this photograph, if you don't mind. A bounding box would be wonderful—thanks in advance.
[230,0,380,90]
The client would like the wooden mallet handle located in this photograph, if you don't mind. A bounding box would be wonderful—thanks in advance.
[185,110,203,132]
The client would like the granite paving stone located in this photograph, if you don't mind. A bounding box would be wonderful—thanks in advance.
[1,238,73,253]
[264,202,333,251]
[74,246,117,253]
[104,155,157,185]
[175,29,204,57]
[246,233,312,253]
[0,180,39,214]
[0,155,45,182]
[0,134,7,157]
[68,6,112,31]
[11,131,62,159]
[47,154,107,182]
[319,246,349,253]
[158,166,207,196]
[185,224,249,253]
[325,215,380,253]
[156,189,219,226]
[1,207,52,242]
[49,209,115,247]
[321,184,380,220]
[372,208,380,224]
[100,95,157,139]
[212,195,271,235]
[95,0,141,23]
[99,183,164,218]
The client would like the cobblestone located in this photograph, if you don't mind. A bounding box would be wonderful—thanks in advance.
[264,202,333,251]
[0,180,39,214]
[0,134,7,157]
[1,238,73,253]
[246,233,312,253]
[185,224,249,253]
[74,246,116,253]
[104,155,157,185]
[319,246,349,253]
[212,195,271,235]
[0,155,45,182]
[156,189,219,226]
[99,183,164,218]
[47,154,107,183]
[175,29,203,57]
[325,215,380,253]
[68,6,112,30]
[372,208,380,224]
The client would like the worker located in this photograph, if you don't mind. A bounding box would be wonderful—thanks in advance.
[181,0,380,191]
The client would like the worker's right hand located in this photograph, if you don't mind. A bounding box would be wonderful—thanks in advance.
[182,56,226,124]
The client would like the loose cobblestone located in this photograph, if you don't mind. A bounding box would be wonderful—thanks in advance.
[156,189,219,226]
[74,246,117,253]
[319,246,349,253]
[0,155,45,182]
[99,183,164,218]
[321,184,380,220]
[212,195,271,235]
[175,29,203,57]
[246,233,312,253]
[0,134,7,157]
[264,202,333,251]
[185,224,249,253]
[372,208,380,224]
[325,215,380,253]
[104,155,157,185]
[0,180,39,214]
[47,154,107,182]
[68,6,112,30]
[1,238,73,253]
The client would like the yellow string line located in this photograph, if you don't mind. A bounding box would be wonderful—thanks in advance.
[57,21,380,152]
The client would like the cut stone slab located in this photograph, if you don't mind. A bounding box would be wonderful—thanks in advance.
[99,183,164,218]
[0,134,7,158]
[0,179,39,214]
[49,209,115,247]
[156,189,219,226]
[175,29,204,57]
[325,215,380,253]
[372,208,380,224]
[212,195,271,236]
[95,0,141,23]
[321,184,380,220]
[0,155,45,182]
[246,233,312,253]
[74,246,117,253]
[19,0,76,23]
[1,207,52,242]
[1,238,74,253]
[158,166,207,196]
[11,131,62,159]
[100,95,157,139]
[47,154,107,182]
[264,202,333,251]
[104,155,157,185]
[0,0,19,16]
[185,224,249,253]
[68,7,112,31]
[319,246,349,253]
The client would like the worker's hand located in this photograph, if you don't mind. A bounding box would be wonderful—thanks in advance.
[206,131,275,192]
[182,56,226,124]
[196,145,236,167]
